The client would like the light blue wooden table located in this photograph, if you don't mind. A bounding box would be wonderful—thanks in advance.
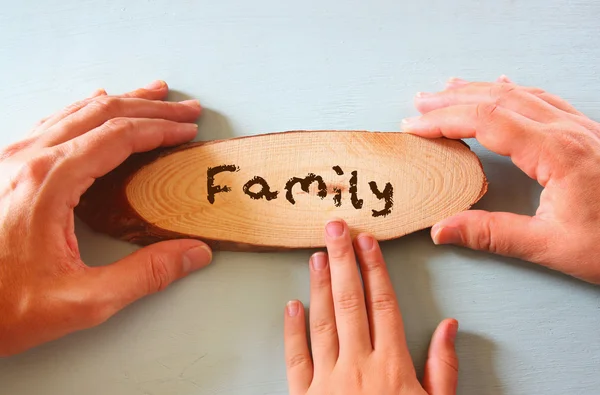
[1,1,599,394]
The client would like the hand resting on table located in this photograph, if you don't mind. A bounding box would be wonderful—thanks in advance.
[284,219,459,395]
[0,81,212,356]
[404,76,600,284]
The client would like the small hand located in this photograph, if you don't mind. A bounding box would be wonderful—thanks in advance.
[403,76,600,284]
[0,81,213,356]
[284,219,458,395]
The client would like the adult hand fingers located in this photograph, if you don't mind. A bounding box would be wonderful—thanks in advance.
[442,76,583,116]
[401,104,545,180]
[119,79,170,99]
[30,89,107,136]
[444,77,469,90]
[284,300,313,395]
[422,319,459,395]
[324,219,372,355]
[308,252,339,374]
[531,90,585,116]
[354,234,412,364]
[32,80,170,136]
[58,117,198,190]
[490,76,583,115]
[446,76,514,91]
[415,83,563,123]
[39,96,201,147]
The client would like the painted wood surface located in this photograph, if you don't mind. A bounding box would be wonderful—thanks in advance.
[0,1,599,394]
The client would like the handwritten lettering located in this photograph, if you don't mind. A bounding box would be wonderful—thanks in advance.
[285,173,327,205]
[368,181,393,217]
[243,176,279,201]
[207,164,239,204]
[332,166,344,207]
[349,170,363,209]
[206,165,394,218]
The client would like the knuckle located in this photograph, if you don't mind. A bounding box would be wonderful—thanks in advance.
[335,291,363,314]
[475,103,499,123]
[310,318,336,336]
[103,117,135,132]
[361,257,384,273]
[147,253,174,292]
[369,293,398,314]
[10,154,55,188]
[92,96,121,115]
[327,244,355,261]
[62,99,88,115]
[437,354,460,373]
[82,302,113,327]
[492,84,517,100]
[286,353,311,369]
[474,215,496,252]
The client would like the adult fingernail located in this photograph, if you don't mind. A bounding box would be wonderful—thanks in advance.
[180,123,199,132]
[498,74,512,83]
[447,77,467,84]
[311,252,327,270]
[416,91,431,98]
[432,225,462,245]
[144,80,166,90]
[180,99,202,109]
[90,88,107,98]
[446,77,469,88]
[448,320,459,342]
[182,244,212,272]
[401,116,420,130]
[325,219,344,238]
[287,301,300,317]
[356,234,374,251]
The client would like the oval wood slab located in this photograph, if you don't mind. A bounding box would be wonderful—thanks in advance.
[75,131,488,251]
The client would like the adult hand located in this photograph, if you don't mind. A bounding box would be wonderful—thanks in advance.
[0,80,213,357]
[284,219,458,395]
[402,76,600,284]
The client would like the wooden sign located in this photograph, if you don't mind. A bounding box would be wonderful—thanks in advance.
[75,131,487,251]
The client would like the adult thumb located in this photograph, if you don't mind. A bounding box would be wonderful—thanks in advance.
[86,239,212,318]
[431,210,552,261]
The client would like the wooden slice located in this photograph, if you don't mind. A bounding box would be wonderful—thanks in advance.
[75,131,488,251]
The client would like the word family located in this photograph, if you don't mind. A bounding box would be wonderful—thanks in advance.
[206,165,394,218]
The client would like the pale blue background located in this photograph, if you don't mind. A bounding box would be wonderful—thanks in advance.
[1,1,599,394]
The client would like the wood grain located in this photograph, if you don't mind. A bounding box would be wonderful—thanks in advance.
[75,131,487,251]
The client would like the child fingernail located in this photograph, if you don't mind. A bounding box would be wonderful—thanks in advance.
[448,320,459,342]
[287,301,300,317]
[325,219,344,238]
[311,252,328,270]
[356,235,374,251]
